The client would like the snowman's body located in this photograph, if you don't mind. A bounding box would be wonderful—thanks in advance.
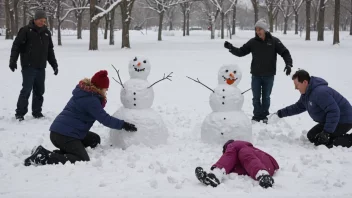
[109,57,169,149]
[200,65,252,144]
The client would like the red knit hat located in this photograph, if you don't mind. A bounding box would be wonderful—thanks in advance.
[91,70,109,89]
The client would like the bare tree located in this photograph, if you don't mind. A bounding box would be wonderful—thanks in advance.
[144,0,183,41]
[109,5,115,45]
[120,0,135,48]
[12,0,19,35]
[71,0,89,39]
[333,0,340,44]
[279,0,294,34]
[312,0,320,30]
[165,6,177,30]
[265,0,282,32]
[306,0,312,40]
[5,0,14,39]
[180,2,192,36]
[23,1,28,26]
[317,0,329,41]
[288,0,305,34]
[201,0,219,39]
[341,0,352,35]
[231,0,238,35]
[251,0,259,24]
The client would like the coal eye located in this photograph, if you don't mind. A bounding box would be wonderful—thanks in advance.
[225,70,228,72]
[143,60,147,63]
[234,71,236,73]
[133,57,137,61]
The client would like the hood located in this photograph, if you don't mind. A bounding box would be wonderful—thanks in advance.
[306,76,328,95]
[72,86,95,99]
[72,78,107,107]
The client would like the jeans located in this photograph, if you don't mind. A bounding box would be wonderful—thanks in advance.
[50,131,101,164]
[251,75,274,120]
[307,123,352,148]
[16,67,45,116]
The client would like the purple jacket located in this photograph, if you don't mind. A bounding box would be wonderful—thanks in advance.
[279,77,352,133]
[213,140,279,180]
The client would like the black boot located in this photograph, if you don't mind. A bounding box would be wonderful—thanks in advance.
[15,115,24,121]
[33,113,44,119]
[24,145,51,166]
[195,167,220,187]
[258,175,274,188]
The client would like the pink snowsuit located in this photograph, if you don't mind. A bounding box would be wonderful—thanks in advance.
[212,140,279,180]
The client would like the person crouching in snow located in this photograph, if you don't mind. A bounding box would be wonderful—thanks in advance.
[24,70,137,166]
[195,140,279,188]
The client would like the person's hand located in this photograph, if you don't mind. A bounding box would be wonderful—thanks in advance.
[224,41,233,50]
[53,67,58,75]
[315,131,330,145]
[284,65,292,76]
[267,112,280,124]
[9,61,17,72]
[122,121,137,132]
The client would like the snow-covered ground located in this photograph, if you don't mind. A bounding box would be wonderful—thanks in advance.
[1,29,352,198]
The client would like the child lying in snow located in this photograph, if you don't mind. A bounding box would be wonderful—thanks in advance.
[195,140,279,188]
[24,70,137,166]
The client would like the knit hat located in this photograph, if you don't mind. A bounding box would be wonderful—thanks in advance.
[91,70,110,89]
[34,10,47,20]
[255,19,268,32]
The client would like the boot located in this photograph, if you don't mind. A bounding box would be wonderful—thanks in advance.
[33,113,44,119]
[195,167,220,187]
[15,115,24,121]
[258,175,274,188]
[24,145,51,166]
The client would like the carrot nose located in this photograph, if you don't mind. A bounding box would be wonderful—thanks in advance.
[137,62,141,67]
[229,73,235,78]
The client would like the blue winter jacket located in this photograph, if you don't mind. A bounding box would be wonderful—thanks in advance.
[50,86,125,139]
[279,77,352,133]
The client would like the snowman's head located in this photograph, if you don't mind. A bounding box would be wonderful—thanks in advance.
[218,64,242,87]
[128,56,151,80]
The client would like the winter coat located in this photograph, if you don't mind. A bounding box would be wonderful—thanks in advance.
[213,140,279,180]
[49,79,125,140]
[278,77,352,133]
[228,32,292,76]
[10,20,58,69]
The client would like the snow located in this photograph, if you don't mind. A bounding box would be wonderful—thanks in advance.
[128,56,151,80]
[120,79,154,109]
[1,29,352,197]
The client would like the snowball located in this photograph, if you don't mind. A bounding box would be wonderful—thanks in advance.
[209,85,244,112]
[120,79,154,109]
[128,56,151,80]
[201,111,252,145]
[217,64,242,87]
[109,107,169,149]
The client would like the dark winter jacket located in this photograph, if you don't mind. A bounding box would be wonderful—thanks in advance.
[228,32,292,76]
[50,80,125,139]
[9,20,58,69]
[278,77,352,133]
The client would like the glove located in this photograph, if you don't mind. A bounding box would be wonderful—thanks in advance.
[277,110,283,118]
[53,67,58,75]
[122,121,137,132]
[284,65,292,76]
[224,41,233,50]
[9,61,17,72]
[315,131,330,145]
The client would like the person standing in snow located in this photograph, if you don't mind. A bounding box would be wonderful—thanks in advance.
[224,19,293,123]
[195,140,279,188]
[24,70,137,166]
[9,10,58,121]
[274,70,352,148]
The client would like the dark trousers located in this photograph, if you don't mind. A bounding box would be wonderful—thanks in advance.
[48,131,101,164]
[251,75,274,120]
[307,123,352,148]
[16,67,45,116]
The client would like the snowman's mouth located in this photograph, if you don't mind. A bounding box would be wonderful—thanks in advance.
[222,76,237,85]
[134,67,146,72]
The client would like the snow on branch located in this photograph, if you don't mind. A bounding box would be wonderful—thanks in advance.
[60,7,90,21]
[91,0,122,22]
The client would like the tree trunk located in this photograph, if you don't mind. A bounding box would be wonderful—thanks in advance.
[333,0,340,44]
[294,12,299,34]
[49,16,54,34]
[268,12,274,32]
[5,0,13,39]
[232,6,236,35]
[221,12,224,39]
[58,22,62,46]
[109,7,115,45]
[275,13,278,31]
[186,12,190,36]
[13,0,19,35]
[104,15,109,40]
[313,3,318,31]
[182,11,186,36]
[23,3,27,26]
[306,0,311,40]
[317,0,325,41]
[89,0,99,50]
[158,11,164,41]
[284,17,288,34]
[350,13,352,35]
[77,14,83,39]
[121,0,135,48]
[169,20,173,30]
[252,1,258,24]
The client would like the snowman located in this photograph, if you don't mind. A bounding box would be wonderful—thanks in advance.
[109,56,172,149]
[188,64,252,145]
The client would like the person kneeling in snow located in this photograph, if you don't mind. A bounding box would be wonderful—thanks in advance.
[24,70,137,166]
[274,70,352,148]
[195,140,279,188]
